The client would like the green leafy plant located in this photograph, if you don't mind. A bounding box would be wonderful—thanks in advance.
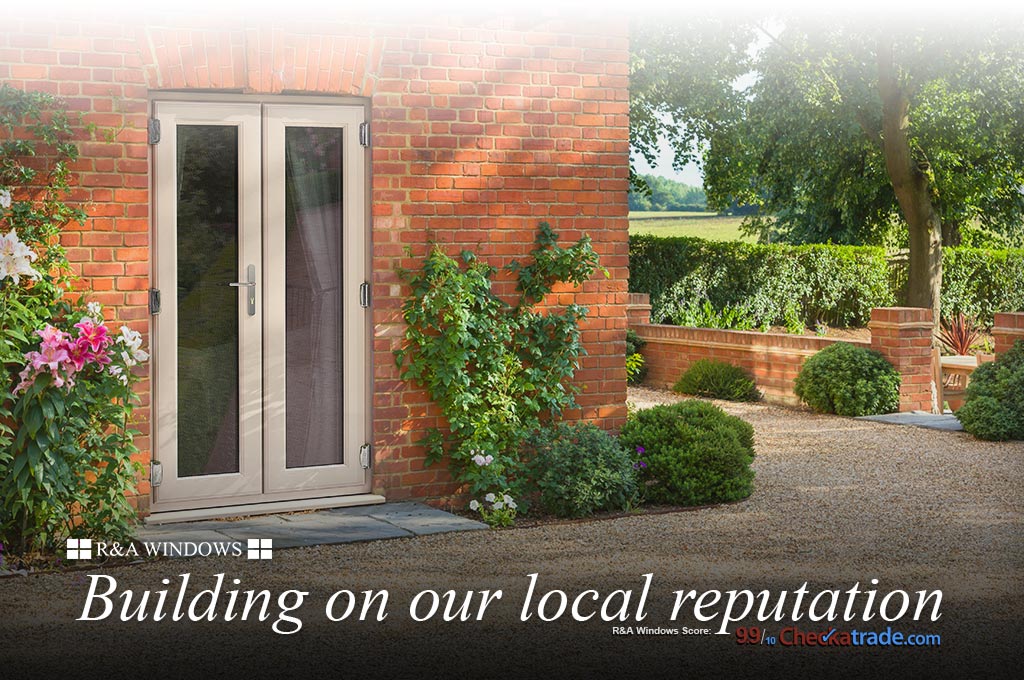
[673,359,760,402]
[522,422,639,518]
[957,340,1024,441]
[0,86,144,555]
[395,222,604,507]
[469,490,518,528]
[618,400,755,506]
[634,235,895,329]
[631,234,1024,329]
[938,313,982,355]
[625,329,647,385]
[794,342,900,416]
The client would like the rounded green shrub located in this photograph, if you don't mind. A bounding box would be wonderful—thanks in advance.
[522,423,638,518]
[794,342,900,416]
[957,340,1024,441]
[673,359,761,402]
[618,401,755,506]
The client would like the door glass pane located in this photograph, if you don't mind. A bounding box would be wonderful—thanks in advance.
[285,126,344,468]
[176,125,240,477]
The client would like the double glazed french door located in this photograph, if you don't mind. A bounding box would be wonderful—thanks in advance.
[152,100,370,511]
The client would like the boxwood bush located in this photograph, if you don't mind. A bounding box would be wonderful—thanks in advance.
[522,423,638,518]
[794,342,900,416]
[618,401,755,506]
[957,340,1024,441]
[673,359,761,402]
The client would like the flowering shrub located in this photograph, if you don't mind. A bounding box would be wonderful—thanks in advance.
[469,491,518,528]
[396,223,604,515]
[1,86,144,555]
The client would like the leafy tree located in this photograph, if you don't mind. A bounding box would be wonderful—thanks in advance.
[631,15,1024,320]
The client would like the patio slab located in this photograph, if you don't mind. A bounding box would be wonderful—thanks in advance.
[858,410,965,431]
[136,502,486,552]
[327,501,488,536]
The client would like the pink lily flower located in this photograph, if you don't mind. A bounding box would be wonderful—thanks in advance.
[73,318,111,353]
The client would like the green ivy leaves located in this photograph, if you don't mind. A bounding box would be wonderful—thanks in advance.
[395,223,603,501]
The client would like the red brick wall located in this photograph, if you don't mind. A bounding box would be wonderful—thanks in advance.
[993,312,1024,356]
[1,11,630,508]
[633,324,869,406]
[629,295,937,413]
[868,307,935,413]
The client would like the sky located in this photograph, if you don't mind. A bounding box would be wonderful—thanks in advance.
[632,143,704,187]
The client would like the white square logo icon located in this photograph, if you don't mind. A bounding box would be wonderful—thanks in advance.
[247,538,273,560]
[66,538,92,560]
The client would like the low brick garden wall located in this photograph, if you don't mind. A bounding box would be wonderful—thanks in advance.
[627,293,1020,413]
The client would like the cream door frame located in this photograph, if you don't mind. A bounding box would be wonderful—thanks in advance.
[152,101,264,508]
[262,104,369,495]
[151,96,373,514]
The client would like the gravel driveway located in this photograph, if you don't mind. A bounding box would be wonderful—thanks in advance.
[2,388,1021,679]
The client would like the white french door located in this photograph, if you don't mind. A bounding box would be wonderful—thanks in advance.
[152,100,370,511]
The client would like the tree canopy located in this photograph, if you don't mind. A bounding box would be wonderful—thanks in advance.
[631,13,1024,316]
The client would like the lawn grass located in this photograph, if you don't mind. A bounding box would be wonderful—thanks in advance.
[629,211,754,242]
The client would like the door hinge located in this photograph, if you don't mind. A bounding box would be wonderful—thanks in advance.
[358,121,370,147]
[150,461,163,487]
[359,281,371,308]
[149,288,161,315]
[148,118,161,145]
[359,443,371,470]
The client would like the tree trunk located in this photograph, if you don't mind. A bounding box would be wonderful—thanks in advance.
[941,220,962,247]
[877,36,942,326]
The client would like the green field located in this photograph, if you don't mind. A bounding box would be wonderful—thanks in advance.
[629,211,753,242]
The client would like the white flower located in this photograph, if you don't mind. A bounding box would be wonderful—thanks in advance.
[484,455,493,465]
[492,501,504,510]
[0,188,11,209]
[117,325,149,365]
[86,301,103,317]
[484,493,496,503]
[469,500,480,511]
[108,365,128,385]
[503,494,514,505]
[508,501,518,510]
[472,454,487,466]
[0,229,41,285]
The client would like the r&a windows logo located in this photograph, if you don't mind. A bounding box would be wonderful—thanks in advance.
[66,538,93,560]
[247,538,273,560]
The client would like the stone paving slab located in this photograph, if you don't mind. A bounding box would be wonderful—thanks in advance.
[858,411,964,431]
[362,503,488,536]
[137,502,485,550]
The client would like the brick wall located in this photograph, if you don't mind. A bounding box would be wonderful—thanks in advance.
[867,307,935,413]
[629,295,937,412]
[993,312,1024,355]
[1,11,630,508]
[629,298,869,405]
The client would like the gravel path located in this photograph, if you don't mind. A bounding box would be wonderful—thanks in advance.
[2,388,1022,679]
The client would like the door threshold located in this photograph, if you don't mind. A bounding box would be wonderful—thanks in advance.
[145,494,387,525]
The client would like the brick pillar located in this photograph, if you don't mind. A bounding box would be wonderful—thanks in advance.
[627,293,652,326]
[992,312,1024,355]
[869,307,935,413]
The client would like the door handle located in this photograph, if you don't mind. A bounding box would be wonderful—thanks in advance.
[228,264,257,316]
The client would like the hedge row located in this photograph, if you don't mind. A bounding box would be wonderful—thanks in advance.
[629,235,1024,328]
[629,235,895,328]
